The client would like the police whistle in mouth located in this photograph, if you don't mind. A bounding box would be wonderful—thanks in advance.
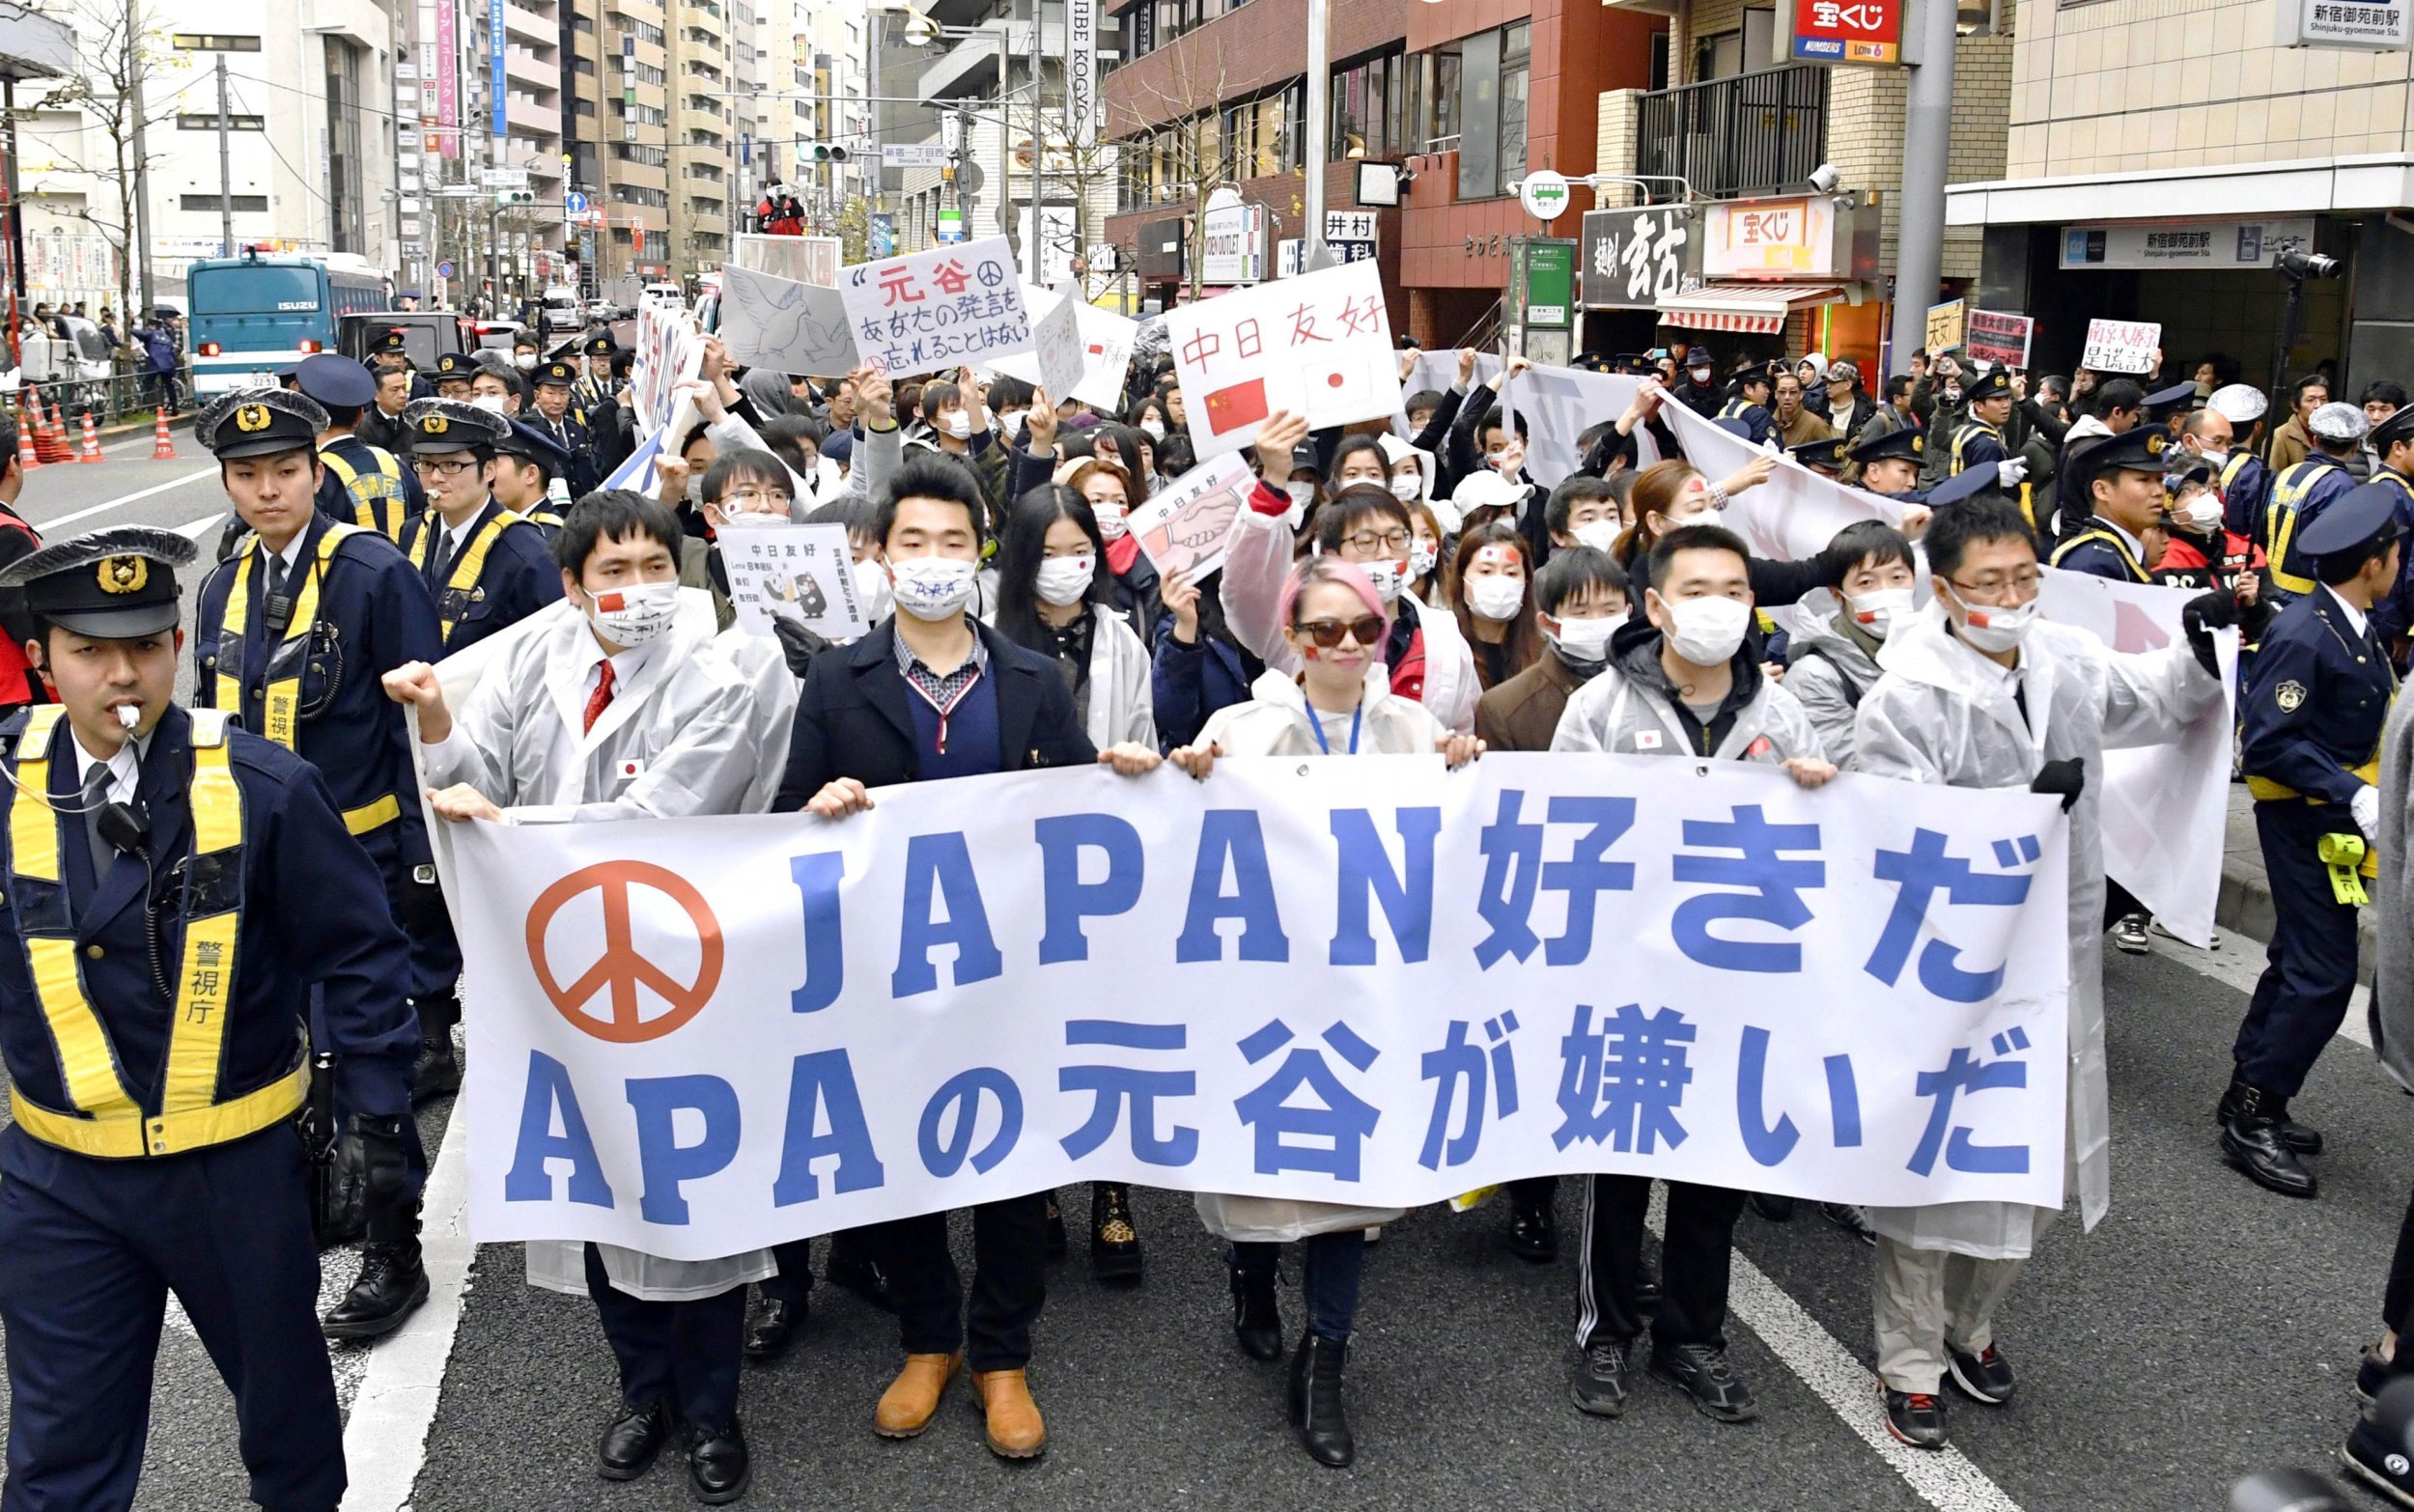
[114,705,138,733]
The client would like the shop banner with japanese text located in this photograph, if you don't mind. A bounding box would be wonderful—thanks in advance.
[456,755,2071,1258]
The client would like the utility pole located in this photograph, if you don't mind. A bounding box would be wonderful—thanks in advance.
[126,0,155,317]
[1302,0,1329,267]
[214,56,233,257]
[1887,0,1957,376]
[1027,0,1042,284]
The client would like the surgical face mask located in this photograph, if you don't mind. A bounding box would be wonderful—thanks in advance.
[582,578,679,649]
[1408,541,1439,580]
[1091,500,1129,541]
[1001,409,1026,438]
[1657,593,1752,665]
[515,353,537,370]
[1572,518,1620,555]
[1548,611,1623,663]
[1357,557,1406,605]
[889,555,978,621]
[2176,495,2224,532]
[684,476,704,504]
[1947,587,2035,653]
[1845,586,1916,640]
[937,410,972,439]
[1389,472,1421,502]
[1034,554,1094,607]
[1284,481,1316,527]
[1140,417,1166,440]
[1466,574,1527,623]
[852,557,893,623]
[2194,444,2229,472]
[471,394,510,414]
[1484,448,1510,471]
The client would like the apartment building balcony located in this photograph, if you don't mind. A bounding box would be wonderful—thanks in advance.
[506,93,561,137]
[502,2,555,47]
[504,45,555,92]
[918,19,1036,103]
[1636,64,1828,201]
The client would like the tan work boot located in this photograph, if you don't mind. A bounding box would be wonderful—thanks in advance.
[971,1367,1047,1459]
[874,1351,963,1438]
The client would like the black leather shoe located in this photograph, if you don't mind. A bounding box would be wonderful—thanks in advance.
[2217,1077,2323,1154]
[1287,1331,1355,1467]
[1747,1192,1795,1222]
[1649,1342,1758,1423]
[1947,1343,2016,1405]
[1042,1190,1067,1260]
[596,1401,670,1480]
[410,1037,461,1106]
[323,1239,430,1341]
[2222,1084,2319,1198]
[1231,1265,1283,1361]
[686,1420,750,1504]
[1571,1338,1631,1417]
[744,1297,800,1360]
[1508,1188,1558,1264]
[1884,1387,1949,1449]
[1091,1183,1143,1284]
[1820,1203,1877,1245]
[825,1243,893,1315]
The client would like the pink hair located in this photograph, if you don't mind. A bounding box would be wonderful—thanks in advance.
[1280,555,1390,629]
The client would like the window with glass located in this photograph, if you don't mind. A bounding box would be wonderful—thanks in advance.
[1499,21,1529,181]
[1329,51,1404,160]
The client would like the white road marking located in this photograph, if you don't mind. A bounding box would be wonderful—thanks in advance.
[1648,1186,2029,1512]
[172,510,227,541]
[26,466,218,531]
[338,1100,473,1512]
[2147,927,2370,1047]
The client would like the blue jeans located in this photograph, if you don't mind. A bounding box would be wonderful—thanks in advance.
[1231,1230,1366,1343]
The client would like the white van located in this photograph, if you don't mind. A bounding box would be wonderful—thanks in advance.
[539,287,584,337]
[642,281,685,308]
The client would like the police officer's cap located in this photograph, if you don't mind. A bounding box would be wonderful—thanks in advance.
[195,387,327,460]
[2069,425,2169,487]
[1962,368,2014,404]
[295,352,376,409]
[2144,380,2199,416]
[2298,480,2406,559]
[533,359,576,389]
[1928,463,2004,510]
[371,327,411,356]
[2208,382,2268,425]
[494,418,571,474]
[0,526,197,639]
[402,398,510,456]
[1789,436,1845,471]
[2372,406,2414,455]
[434,351,476,380]
[1849,426,1923,465]
[580,333,617,358]
[2310,400,2370,443]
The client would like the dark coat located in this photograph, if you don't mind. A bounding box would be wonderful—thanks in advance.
[1475,647,1586,753]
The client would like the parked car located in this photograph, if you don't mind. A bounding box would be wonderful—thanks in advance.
[338,310,474,373]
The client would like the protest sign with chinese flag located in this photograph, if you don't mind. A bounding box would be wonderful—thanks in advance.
[1165,260,1404,460]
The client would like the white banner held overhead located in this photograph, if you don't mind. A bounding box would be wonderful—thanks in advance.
[1032,291,1085,403]
[1167,258,1402,459]
[2081,319,2161,375]
[839,236,1031,377]
[457,755,2071,1257]
[716,264,859,378]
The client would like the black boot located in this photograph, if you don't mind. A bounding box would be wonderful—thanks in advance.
[1091,1183,1143,1284]
[596,1400,670,1480]
[410,995,461,1106]
[1507,1178,1558,1264]
[1286,1331,1355,1468]
[2221,1081,2318,1198]
[1230,1265,1283,1361]
[2217,1074,2323,1154]
[744,1295,800,1360]
[686,1419,751,1503]
[323,1232,430,1340]
[825,1230,893,1314]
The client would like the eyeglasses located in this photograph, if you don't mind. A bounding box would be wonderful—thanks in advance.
[414,458,477,479]
[724,485,793,508]
[1945,570,2042,604]
[1293,615,1386,649]
[1341,529,1412,555]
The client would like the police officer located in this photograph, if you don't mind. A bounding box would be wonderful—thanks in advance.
[489,418,574,535]
[2364,405,2414,642]
[431,350,479,402]
[2226,480,2403,1198]
[2143,378,2200,449]
[574,332,617,415]
[187,389,450,1338]
[369,328,435,400]
[1718,363,1774,446]
[2051,428,2167,583]
[296,353,423,543]
[1789,435,1845,480]
[396,401,562,657]
[1947,366,2018,477]
[2263,400,2369,610]
[1849,426,1930,500]
[525,358,601,496]
[0,526,416,1511]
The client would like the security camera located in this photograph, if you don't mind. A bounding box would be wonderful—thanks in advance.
[1808,163,1841,194]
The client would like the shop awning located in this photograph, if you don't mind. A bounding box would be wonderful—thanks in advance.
[1657,283,1845,335]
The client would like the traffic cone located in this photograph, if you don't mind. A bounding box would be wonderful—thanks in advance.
[33,399,68,464]
[150,407,177,461]
[76,409,100,462]
[15,406,39,470]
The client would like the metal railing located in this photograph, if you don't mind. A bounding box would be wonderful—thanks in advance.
[11,365,196,427]
[1636,65,1829,201]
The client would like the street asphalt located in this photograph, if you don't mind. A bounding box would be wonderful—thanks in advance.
[0,448,2404,1510]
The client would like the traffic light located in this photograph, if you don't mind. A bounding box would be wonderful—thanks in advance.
[796,142,851,164]
[496,189,536,206]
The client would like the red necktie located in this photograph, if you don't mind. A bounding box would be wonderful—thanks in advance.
[583,660,616,733]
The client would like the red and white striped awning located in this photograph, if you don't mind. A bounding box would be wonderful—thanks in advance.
[1657,283,1847,335]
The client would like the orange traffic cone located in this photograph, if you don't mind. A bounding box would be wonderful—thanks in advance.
[150,407,177,460]
[34,400,68,464]
[15,406,39,470]
[76,409,100,462]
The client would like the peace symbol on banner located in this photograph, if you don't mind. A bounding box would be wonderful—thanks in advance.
[524,860,724,1043]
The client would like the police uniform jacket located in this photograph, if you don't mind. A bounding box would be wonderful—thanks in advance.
[315,433,426,542]
[0,704,416,1157]
[2051,517,2152,583]
[2241,586,2396,808]
[525,409,601,496]
[2263,455,2359,596]
[397,497,563,653]
[193,512,443,878]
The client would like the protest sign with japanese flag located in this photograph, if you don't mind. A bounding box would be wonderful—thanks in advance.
[992,286,1139,410]
[839,237,1031,377]
[1168,259,1402,459]
[1126,451,1257,585]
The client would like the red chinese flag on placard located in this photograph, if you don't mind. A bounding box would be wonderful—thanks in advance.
[1203,377,1270,434]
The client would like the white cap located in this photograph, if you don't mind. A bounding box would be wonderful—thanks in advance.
[2310,400,2370,442]
[1448,467,1528,516]
[2206,382,2268,425]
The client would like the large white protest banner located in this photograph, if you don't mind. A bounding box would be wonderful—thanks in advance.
[2035,569,2239,946]
[1168,259,1401,460]
[839,236,1031,377]
[716,263,859,378]
[1503,364,1638,488]
[1654,392,1909,551]
[455,755,2071,1258]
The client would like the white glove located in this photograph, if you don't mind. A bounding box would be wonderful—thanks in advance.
[2353,784,2382,841]
[1996,457,2031,489]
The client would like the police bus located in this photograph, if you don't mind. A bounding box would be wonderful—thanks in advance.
[186,250,391,400]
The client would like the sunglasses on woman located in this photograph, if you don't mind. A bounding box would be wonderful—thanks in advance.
[1293,615,1385,649]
